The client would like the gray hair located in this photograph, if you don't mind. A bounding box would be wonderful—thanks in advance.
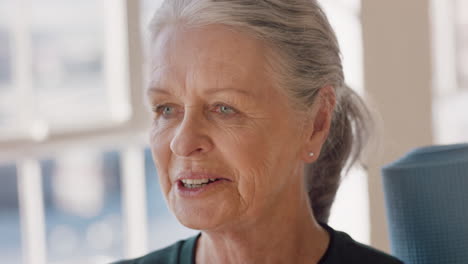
[149,0,371,223]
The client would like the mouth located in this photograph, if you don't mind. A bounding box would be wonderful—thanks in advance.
[175,173,231,197]
[180,178,223,188]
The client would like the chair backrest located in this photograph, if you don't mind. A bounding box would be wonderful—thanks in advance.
[382,143,468,264]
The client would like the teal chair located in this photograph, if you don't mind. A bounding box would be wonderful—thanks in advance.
[382,143,468,264]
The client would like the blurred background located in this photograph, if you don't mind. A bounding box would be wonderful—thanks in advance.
[0,0,466,263]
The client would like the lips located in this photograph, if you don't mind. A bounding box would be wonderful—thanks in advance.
[174,171,231,197]
[174,171,231,184]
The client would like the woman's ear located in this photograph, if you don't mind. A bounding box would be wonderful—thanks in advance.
[301,85,336,163]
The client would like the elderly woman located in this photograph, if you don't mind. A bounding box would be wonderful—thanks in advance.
[116,0,402,263]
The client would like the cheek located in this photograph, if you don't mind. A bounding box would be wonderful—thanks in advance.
[150,126,173,196]
[218,122,281,200]
[226,116,299,201]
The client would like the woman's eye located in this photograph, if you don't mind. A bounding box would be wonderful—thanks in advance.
[153,104,177,118]
[214,104,237,115]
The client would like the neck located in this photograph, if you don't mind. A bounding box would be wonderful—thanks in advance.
[195,183,330,264]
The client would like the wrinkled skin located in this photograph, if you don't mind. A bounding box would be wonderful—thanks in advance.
[148,24,335,264]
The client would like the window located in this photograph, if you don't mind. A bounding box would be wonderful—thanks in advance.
[0,164,22,264]
[42,150,124,263]
[0,0,12,88]
[432,0,468,144]
[0,28,12,88]
[0,0,132,141]
[0,0,15,136]
[30,0,107,131]
[455,0,468,90]
[0,0,143,263]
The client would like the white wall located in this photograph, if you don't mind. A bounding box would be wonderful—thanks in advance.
[361,0,434,252]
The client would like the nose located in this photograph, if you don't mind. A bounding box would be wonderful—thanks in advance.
[170,111,214,157]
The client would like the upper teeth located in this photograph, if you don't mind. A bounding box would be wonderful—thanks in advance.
[181,178,216,184]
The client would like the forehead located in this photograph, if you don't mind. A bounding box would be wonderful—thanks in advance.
[149,24,271,93]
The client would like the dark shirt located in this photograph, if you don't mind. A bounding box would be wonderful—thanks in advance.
[113,223,403,264]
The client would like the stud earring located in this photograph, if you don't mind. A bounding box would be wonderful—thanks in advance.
[309,152,314,157]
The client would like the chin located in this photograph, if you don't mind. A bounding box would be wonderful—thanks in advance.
[172,203,233,231]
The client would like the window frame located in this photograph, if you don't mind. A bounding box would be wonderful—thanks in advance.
[0,0,148,151]
[0,1,149,263]
[0,0,149,164]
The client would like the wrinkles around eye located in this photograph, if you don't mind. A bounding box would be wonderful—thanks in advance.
[211,103,239,116]
[152,103,181,119]
[152,102,242,119]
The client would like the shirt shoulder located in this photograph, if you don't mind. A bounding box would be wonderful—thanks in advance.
[319,224,404,264]
[110,234,199,264]
[110,241,182,264]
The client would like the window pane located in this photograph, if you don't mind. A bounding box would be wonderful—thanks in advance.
[0,164,23,264]
[456,0,468,90]
[30,0,109,129]
[433,0,468,144]
[0,28,12,89]
[0,0,15,135]
[0,0,133,139]
[0,92,16,134]
[41,150,124,263]
[0,0,12,91]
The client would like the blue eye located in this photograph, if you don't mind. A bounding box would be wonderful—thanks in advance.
[153,104,176,118]
[162,106,173,115]
[216,104,237,115]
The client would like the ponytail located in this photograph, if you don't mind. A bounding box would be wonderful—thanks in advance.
[305,85,372,223]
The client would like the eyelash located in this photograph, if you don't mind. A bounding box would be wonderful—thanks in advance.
[151,103,239,118]
[152,104,176,118]
[212,103,238,115]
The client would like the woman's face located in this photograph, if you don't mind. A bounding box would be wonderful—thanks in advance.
[148,25,309,231]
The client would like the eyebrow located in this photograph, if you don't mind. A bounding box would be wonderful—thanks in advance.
[146,86,254,98]
[146,87,171,96]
